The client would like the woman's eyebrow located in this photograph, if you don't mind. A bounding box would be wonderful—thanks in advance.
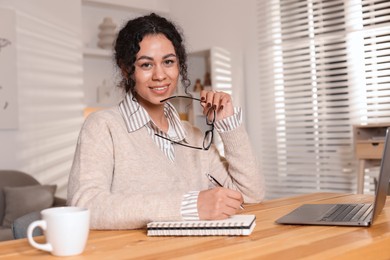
[137,53,176,61]
[136,53,176,61]
[136,55,153,61]
[163,53,177,59]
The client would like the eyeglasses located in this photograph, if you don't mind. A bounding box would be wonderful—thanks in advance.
[155,95,216,150]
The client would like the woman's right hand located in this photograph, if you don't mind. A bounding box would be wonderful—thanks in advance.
[197,187,244,220]
[200,90,234,121]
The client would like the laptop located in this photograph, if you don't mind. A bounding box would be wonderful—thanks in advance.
[276,128,390,227]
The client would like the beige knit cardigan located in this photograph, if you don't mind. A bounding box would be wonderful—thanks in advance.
[67,106,265,229]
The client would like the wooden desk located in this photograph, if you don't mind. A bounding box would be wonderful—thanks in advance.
[1,193,389,259]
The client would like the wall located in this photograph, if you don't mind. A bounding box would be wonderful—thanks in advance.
[168,0,260,150]
[241,0,262,157]
[0,0,84,197]
[168,0,251,109]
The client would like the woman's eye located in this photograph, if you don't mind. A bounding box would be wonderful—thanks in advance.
[140,63,153,69]
[164,59,176,66]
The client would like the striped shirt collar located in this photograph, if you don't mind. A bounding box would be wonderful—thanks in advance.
[118,92,187,141]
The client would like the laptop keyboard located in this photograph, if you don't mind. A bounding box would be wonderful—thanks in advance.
[320,204,373,222]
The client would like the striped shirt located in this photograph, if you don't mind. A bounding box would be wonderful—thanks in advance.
[118,92,242,220]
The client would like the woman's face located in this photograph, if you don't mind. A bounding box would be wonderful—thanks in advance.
[133,33,179,108]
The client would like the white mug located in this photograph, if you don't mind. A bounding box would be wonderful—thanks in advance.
[27,207,90,256]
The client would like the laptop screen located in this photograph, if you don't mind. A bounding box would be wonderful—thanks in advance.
[371,127,390,222]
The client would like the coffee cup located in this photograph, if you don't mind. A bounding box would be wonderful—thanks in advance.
[27,206,90,256]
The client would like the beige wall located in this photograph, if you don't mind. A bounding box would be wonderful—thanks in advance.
[0,0,84,197]
[168,0,261,151]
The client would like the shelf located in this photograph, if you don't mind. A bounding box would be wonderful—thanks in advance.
[353,123,390,194]
[82,0,169,14]
[354,124,389,160]
[83,47,111,58]
[355,142,385,159]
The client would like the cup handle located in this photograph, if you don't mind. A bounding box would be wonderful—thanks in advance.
[27,220,53,252]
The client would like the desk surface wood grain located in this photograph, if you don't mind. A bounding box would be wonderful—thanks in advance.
[1,193,389,259]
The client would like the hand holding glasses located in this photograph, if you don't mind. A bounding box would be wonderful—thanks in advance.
[155,95,216,150]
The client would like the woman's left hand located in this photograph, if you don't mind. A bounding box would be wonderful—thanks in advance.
[200,90,234,121]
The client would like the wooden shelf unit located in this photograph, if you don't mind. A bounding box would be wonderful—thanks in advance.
[353,123,390,194]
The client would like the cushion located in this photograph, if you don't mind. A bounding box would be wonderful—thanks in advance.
[12,211,42,239]
[0,170,40,224]
[2,185,56,228]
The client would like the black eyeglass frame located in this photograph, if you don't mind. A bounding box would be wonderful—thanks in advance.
[155,95,216,150]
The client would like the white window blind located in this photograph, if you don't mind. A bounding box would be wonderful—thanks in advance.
[256,0,390,199]
[210,47,233,155]
[210,47,233,95]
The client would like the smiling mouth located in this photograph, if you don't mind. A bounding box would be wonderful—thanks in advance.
[150,86,168,91]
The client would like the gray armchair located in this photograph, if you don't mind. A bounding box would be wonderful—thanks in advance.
[0,170,66,241]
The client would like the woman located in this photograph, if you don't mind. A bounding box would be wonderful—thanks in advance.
[67,13,264,229]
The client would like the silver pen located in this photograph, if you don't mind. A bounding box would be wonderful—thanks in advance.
[206,173,245,210]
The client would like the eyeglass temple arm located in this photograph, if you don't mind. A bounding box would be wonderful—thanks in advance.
[154,133,204,150]
[160,95,204,103]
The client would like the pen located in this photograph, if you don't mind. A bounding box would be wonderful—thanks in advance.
[206,173,245,210]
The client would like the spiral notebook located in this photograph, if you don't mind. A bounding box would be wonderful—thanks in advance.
[147,215,256,236]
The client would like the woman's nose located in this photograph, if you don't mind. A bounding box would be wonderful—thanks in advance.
[152,65,166,81]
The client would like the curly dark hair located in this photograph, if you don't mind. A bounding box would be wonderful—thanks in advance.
[114,13,190,95]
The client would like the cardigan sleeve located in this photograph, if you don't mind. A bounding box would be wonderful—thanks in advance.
[207,124,265,203]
